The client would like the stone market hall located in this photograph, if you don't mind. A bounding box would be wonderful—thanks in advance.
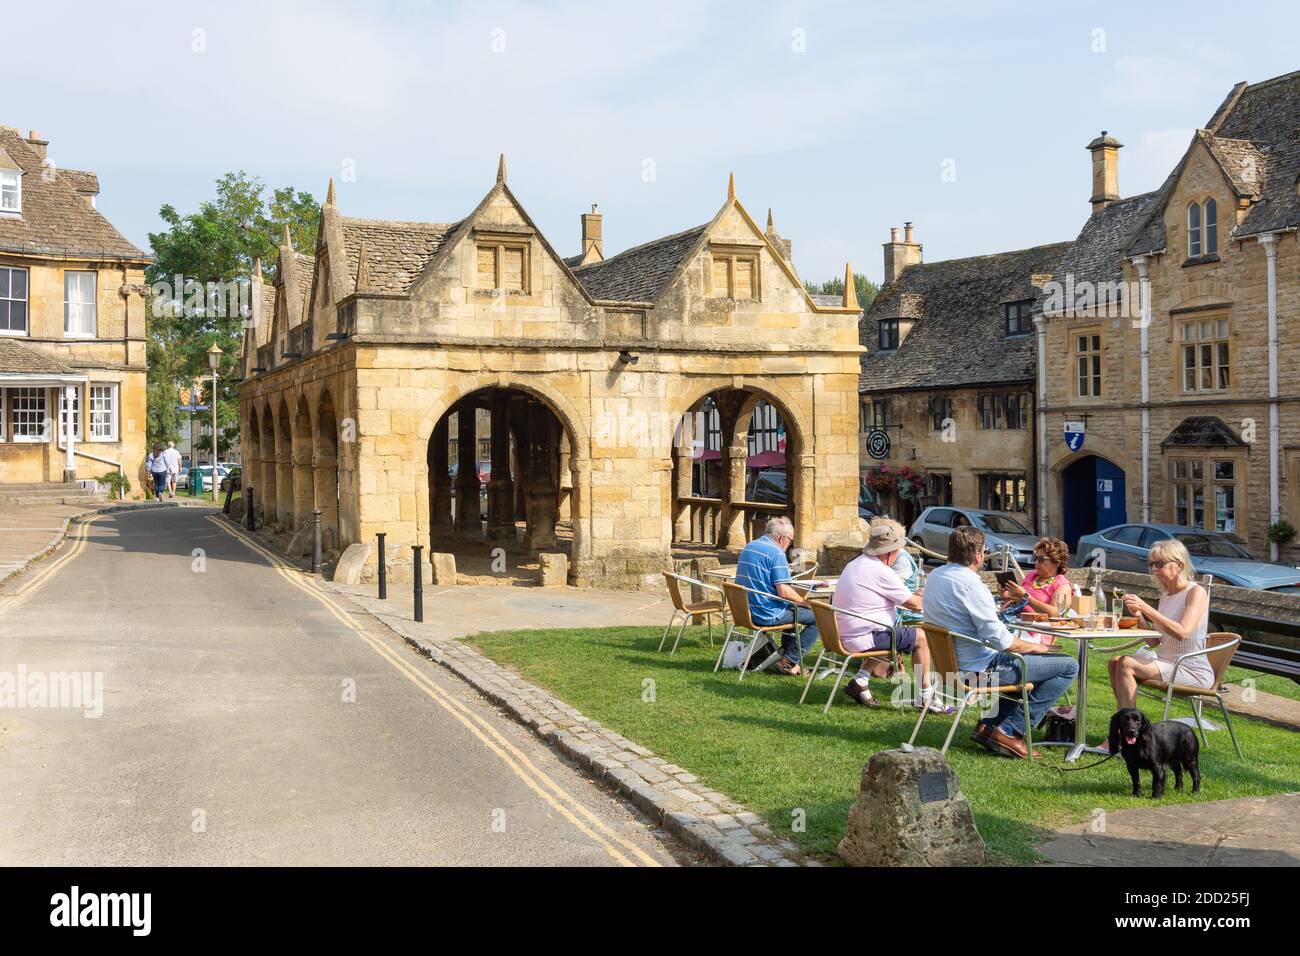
[238,159,864,587]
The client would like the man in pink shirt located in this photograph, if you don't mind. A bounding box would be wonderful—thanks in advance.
[832,519,943,710]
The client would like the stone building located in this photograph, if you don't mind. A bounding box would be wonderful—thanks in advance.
[238,160,864,587]
[858,223,1069,529]
[1039,69,1300,560]
[0,126,149,491]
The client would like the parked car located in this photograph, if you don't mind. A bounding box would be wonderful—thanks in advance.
[191,465,229,492]
[1075,523,1300,592]
[909,506,1038,566]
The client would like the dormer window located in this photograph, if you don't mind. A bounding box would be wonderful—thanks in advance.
[1187,199,1217,258]
[0,169,20,214]
[707,244,761,300]
[1004,299,1033,336]
[878,319,900,351]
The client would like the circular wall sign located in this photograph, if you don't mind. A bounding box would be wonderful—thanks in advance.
[867,428,891,460]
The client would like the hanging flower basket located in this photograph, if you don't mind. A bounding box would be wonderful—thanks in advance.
[865,466,897,494]
[894,466,927,501]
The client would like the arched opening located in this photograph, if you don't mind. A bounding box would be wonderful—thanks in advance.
[1061,454,1126,551]
[292,395,314,530]
[259,405,278,528]
[427,386,579,573]
[314,390,340,551]
[274,398,294,529]
[671,387,802,552]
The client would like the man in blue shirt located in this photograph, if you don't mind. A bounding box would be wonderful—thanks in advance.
[923,525,1078,759]
[734,516,819,675]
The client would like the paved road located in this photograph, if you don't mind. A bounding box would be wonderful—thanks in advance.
[0,507,684,866]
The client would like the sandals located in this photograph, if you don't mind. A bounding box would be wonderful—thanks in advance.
[774,657,802,677]
[915,692,955,715]
[843,681,880,707]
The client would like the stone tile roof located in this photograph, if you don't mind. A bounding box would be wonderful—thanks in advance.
[339,216,459,293]
[809,293,842,308]
[1054,189,1163,289]
[57,168,99,196]
[860,241,1072,392]
[571,224,707,302]
[1160,415,1246,448]
[0,126,147,261]
[0,337,78,375]
[1129,69,1300,254]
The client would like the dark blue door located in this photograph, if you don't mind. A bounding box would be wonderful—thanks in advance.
[1062,456,1127,551]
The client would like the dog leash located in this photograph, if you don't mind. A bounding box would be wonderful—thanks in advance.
[1057,751,1119,772]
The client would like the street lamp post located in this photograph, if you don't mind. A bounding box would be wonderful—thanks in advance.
[207,343,223,503]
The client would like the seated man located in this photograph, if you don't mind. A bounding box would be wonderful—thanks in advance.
[922,526,1079,759]
[734,516,819,676]
[833,519,946,711]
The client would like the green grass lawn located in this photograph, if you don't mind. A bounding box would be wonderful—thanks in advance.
[467,625,1300,864]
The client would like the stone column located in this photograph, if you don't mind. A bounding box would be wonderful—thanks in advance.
[486,393,516,541]
[523,403,558,551]
[259,440,277,527]
[510,398,529,522]
[453,405,481,536]
[429,416,452,538]
[313,448,339,549]
[557,433,572,524]
[672,427,694,543]
[293,438,315,531]
[276,441,294,530]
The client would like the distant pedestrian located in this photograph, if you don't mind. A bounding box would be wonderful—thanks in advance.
[146,444,168,501]
[162,441,182,498]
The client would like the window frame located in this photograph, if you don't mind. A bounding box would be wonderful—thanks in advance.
[9,386,49,443]
[976,393,1002,430]
[89,382,119,442]
[706,245,762,301]
[929,395,953,432]
[978,472,1027,513]
[1179,315,1231,393]
[878,319,900,351]
[0,169,20,214]
[0,265,29,335]
[1074,328,1103,399]
[1187,202,1202,258]
[473,239,531,295]
[1004,392,1028,430]
[64,270,98,338]
[1204,198,1218,255]
[1004,299,1033,336]
[1170,456,1240,533]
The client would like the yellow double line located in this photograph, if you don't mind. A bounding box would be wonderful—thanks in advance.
[204,515,660,868]
[0,514,101,620]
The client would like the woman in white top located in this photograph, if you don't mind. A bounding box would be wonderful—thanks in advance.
[1107,537,1214,709]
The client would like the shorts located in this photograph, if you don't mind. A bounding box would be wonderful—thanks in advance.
[871,625,917,653]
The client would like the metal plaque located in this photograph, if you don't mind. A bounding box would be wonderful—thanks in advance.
[918,771,949,804]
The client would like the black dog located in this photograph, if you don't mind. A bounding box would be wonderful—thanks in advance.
[1109,707,1201,798]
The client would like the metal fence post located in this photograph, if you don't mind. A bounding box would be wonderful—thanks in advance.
[311,509,322,574]
[377,532,387,600]
[412,544,424,623]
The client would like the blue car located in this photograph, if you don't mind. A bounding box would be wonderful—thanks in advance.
[1075,523,1300,593]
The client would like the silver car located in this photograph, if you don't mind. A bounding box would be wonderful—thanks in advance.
[909,506,1039,567]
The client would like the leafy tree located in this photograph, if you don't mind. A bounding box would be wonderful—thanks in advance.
[804,273,879,311]
[145,171,317,461]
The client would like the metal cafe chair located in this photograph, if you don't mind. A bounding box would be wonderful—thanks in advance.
[800,599,900,715]
[903,624,1036,758]
[658,571,727,654]
[716,580,803,681]
[1137,632,1244,758]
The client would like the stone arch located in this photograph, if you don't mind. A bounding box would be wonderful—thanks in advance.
[667,379,810,551]
[314,388,341,550]
[275,397,294,529]
[292,393,314,529]
[259,403,278,528]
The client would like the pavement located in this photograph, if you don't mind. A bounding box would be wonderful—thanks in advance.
[0,502,96,586]
[1040,793,1300,866]
[0,507,690,866]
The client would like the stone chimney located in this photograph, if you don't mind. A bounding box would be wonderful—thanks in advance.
[579,204,603,266]
[883,222,922,285]
[1086,131,1122,214]
[26,130,48,163]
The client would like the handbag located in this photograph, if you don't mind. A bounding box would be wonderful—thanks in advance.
[1040,706,1076,742]
[721,635,778,670]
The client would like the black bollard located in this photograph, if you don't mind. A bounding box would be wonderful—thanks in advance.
[311,508,322,574]
[245,486,256,531]
[377,533,387,600]
[412,544,424,623]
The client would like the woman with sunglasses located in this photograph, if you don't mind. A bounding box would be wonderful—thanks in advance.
[998,538,1072,645]
[1106,537,1214,710]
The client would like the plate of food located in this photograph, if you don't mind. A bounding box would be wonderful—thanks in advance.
[1046,619,1080,630]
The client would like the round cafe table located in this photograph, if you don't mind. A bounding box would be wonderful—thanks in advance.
[1007,620,1162,762]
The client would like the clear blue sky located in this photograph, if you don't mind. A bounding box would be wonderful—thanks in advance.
[5,0,1298,283]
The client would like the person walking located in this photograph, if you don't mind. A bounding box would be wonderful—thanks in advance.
[162,441,183,499]
[146,444,169,502]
